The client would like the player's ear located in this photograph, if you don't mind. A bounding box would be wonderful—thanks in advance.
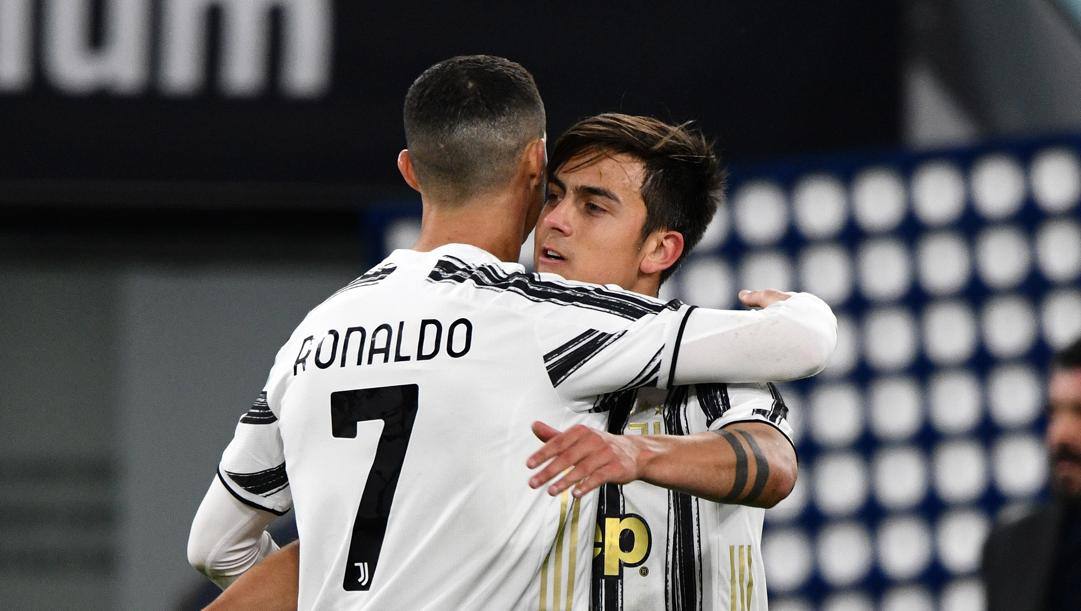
[523,136,547,190]
[397,149,421,192]
[639,230,684,277]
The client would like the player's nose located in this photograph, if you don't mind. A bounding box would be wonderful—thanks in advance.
[540,198,573,236]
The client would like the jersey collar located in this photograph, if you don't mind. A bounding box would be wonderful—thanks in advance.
[392,243,526,274]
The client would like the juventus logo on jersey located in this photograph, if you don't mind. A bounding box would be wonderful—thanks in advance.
[354,562,370,587]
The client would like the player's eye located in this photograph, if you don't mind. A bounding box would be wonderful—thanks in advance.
[584,201,606,215]
[544,189,561,206]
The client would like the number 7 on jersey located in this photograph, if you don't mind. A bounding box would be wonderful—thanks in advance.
[330,384,419,591]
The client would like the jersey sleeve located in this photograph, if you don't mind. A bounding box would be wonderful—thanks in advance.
[533,283,835,405]
[216,344,295,515]
[671,292,837,386]
[533,291,695,404]
[692,382,794,444]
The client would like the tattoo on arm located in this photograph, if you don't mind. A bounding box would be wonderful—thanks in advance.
[717,430,748,503]
[716,429,771,504]
[735,429,770,503]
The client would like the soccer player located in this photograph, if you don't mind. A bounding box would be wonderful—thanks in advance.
[204,113,814,611]
[527,113,796,610]
[188,56,835,610]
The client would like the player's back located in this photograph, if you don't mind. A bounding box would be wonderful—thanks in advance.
[209,242,835,609]
[270,244,657,609]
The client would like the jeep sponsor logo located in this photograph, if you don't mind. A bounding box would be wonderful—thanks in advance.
[594,513,651,577]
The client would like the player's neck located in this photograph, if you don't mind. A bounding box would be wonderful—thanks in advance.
[412,192,529,263]
[628,275,662,299]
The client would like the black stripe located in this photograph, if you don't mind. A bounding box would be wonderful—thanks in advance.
[668,394,700,610]
[694,491,703,611]
[543,329,597,363]
[720,417,796,450]
[662,386,690,435]
[428,257,681,321]
[754,383,789,424]
[629,363,661,393]
[718,431,749,504]
[593,391,637,611]
[239,391,277,425]
[462,257,675,318]
[596,481,625,611]
[216,469,288,516]
[666,306,697,386]
[613,347,664,393]
[694,383,730,428]
[735,429,771,504]
[545,329,625,387]
[606,392,636,434]
[590,388,638,415]
[329,264,398,299]
[223,463,289,497]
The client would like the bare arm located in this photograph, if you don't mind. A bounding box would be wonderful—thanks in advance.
[206,540,300,611]
[527,420,796,506]
[639,421,796,506]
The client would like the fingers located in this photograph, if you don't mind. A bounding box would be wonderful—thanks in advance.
[527,425,639,496]
[738,288,794,309]
[543,451,613,496]
[569,464,620,497]
[528,429,599,491]
[531,420,560,443]
[526,423,583,469]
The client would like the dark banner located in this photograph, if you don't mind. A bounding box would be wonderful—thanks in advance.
[0,1,899,203]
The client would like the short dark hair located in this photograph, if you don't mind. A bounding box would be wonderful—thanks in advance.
[548,113,726,282]
[403,55,545,200]
[1054,336,1081,369]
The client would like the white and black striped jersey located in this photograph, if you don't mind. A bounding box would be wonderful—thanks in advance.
[593,384,792,611]
[211,243,833,610]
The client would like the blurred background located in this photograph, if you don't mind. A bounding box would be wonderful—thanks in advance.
[2,0,1080,609]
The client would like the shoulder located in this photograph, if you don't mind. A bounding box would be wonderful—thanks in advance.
[984,503,1055,557]
[990,504,1054,537]
[427,255,683,322]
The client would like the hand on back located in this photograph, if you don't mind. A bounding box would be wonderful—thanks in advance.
[526,421,643,498]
